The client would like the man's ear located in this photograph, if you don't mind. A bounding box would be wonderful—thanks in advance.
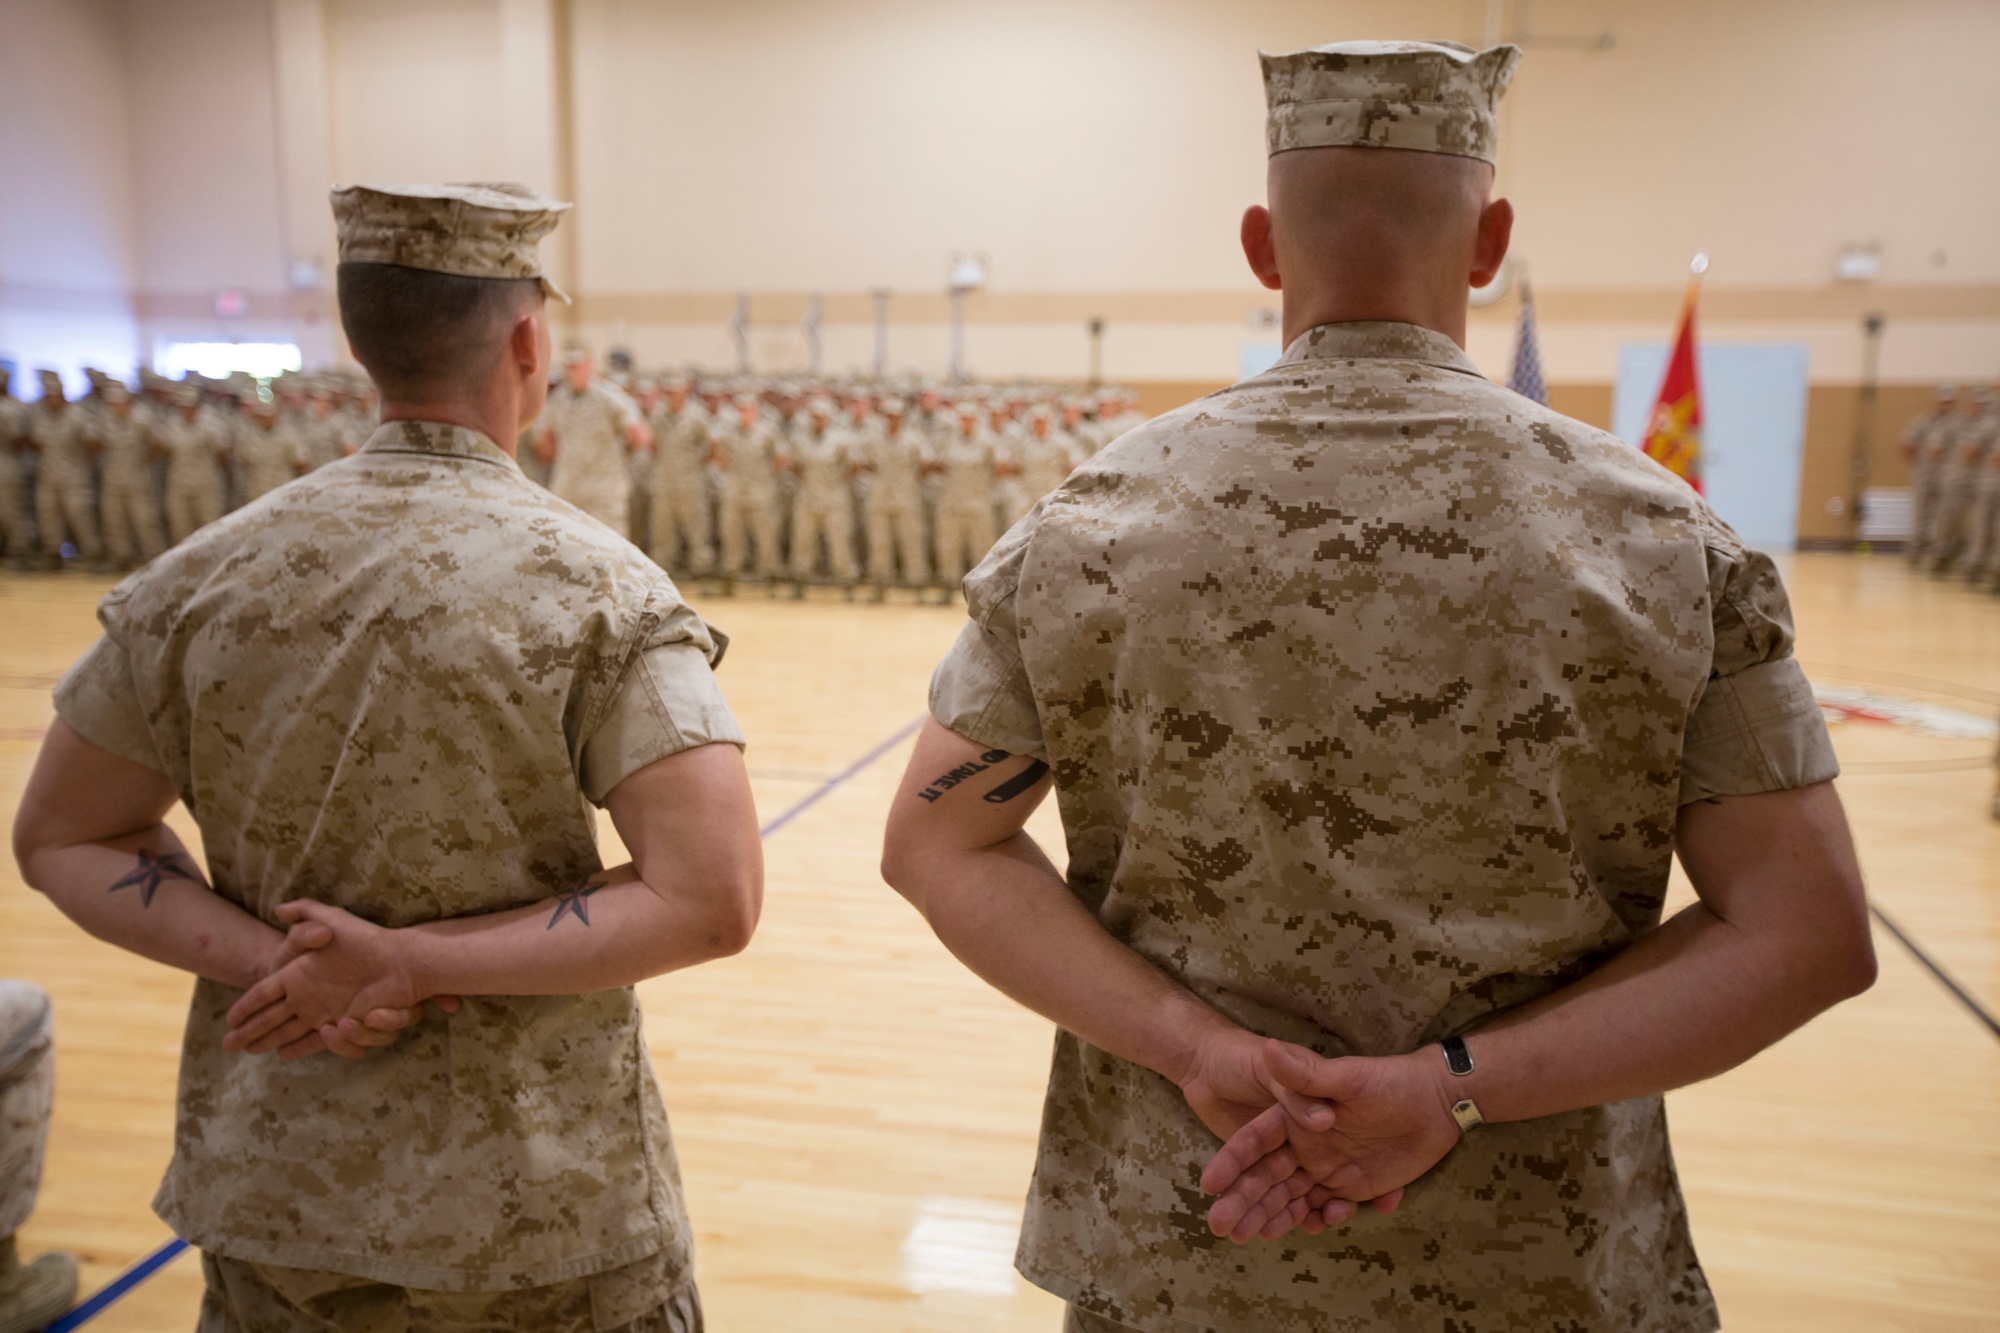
[1469,197,1514,291]
[1241,206,1283,292]
[512,307,546,384]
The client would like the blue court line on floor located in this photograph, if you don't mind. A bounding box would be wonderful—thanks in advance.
[53,718,928,1328]
[46,1237,188,1332]
[758,716,926,840]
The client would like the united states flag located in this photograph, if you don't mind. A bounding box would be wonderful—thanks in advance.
[1508,277,1549,406]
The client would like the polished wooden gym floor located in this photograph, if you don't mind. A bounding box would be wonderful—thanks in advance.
[3,552,1997,1331]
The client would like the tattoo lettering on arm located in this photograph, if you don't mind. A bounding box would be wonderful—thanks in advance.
[983,760,1051,803]
[106,849,200,908]
[547,877,604,930]
[915,750,1013,803]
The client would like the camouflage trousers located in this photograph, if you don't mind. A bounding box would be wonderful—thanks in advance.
[865,494,930,586]
[789,489,858,580]
[101,473,167,563]
[0,467,30,560]
[934,497,996,586]
[196,1252,703,1333]
[649,468,713,574]
[167,484,224,546]
[36,469,101,559]
[716,487,781,578]
[0,981,55,1238]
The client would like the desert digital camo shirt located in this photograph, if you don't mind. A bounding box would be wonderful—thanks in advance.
[931,322,1838,1333]
[53,421,743,1295]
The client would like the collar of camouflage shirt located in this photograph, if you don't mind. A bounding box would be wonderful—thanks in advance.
[1277,319,1485,380]
[357,419,519,470]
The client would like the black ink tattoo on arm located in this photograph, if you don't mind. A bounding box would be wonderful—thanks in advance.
[548,877,604,929]
[915,750,1013,803]
[106,849,199,908]
[983,760,1051,803]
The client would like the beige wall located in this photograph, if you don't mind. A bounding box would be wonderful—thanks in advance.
[562,0,2000,386]
[0,0,138,390]
[2,0,1995,536]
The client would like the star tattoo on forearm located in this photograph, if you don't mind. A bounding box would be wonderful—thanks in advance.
[107,849,200,908]
[547,877,605,930]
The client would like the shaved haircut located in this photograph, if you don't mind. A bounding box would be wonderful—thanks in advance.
[1268,146,1492,288]
[338,263,541,401]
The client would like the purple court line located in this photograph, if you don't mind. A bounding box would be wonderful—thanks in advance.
[53,718,927,1327]
[46,1236,188,1332]
[759,716,926,839]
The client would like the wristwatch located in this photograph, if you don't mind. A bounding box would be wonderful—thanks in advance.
[1440,1034,1483,1133]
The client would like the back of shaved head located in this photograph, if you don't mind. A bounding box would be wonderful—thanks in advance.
[1269,147,1491,281]
[1243,146,1511,347]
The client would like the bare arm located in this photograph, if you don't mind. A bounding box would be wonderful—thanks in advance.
[1203,781,1878,1239]
[13,719,298,989]
[8,720,417,1058]
[881,720,1365,1233]
[224,741,762,1054]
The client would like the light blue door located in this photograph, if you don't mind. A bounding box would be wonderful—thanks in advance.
[1612,342,1809,549]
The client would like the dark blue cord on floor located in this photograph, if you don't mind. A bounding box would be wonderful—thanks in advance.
[44,1237,188,1331]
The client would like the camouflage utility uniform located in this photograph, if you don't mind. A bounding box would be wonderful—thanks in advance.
[54,420,739,1332]
[0,388,31,562]
[930,320,1837,1333]
[29,395,102,562]
[159,407,229,545]
[544,379,644,537]
[648,398,714,574]
[861,416,932,587]
[95,403,167,564]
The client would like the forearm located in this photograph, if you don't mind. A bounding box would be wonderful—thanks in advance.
[901,833,1234,1084]
[407,863,742,998]
[1447,894,1864,1125]
[23,826,279,989]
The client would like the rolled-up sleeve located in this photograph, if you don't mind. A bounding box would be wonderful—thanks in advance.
[1678,528,1839,805]
[52,633,164,773]
[928,503,1047,761]
[579,604,744,804]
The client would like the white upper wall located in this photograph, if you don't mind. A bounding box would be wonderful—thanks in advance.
[327,0,512,184]
[570,0,1453,293]
[0,0,136,294]
[570,0,2000,296]
[1505,0,2000,290]
[118,0,289,295]
[0,0,139,384]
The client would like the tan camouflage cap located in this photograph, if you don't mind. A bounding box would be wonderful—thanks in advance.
[330,181,573,303]
[1262,40,1520,164]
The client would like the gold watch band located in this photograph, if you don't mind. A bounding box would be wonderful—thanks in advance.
[1450,1097,1485,1133]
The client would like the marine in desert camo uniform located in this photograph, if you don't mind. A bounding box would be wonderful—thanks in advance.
[922,40,1841,1333]
[47,181,741,1333]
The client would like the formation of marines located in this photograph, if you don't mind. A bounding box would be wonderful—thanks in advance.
[0,364,378,571]
[1902,383,2000,586]
[532,355,1149,597]
[0,356,1145,596]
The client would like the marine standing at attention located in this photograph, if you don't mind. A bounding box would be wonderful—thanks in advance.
[13,181,760,1333]
[158,382,230,546]
[27,370,104,570]
[881,39,1876,1333]
[0,368,32,568]
[539,345,651,538]
[91,382,168,569]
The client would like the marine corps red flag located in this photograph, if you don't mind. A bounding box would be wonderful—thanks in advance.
[1640,253,1707,492]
